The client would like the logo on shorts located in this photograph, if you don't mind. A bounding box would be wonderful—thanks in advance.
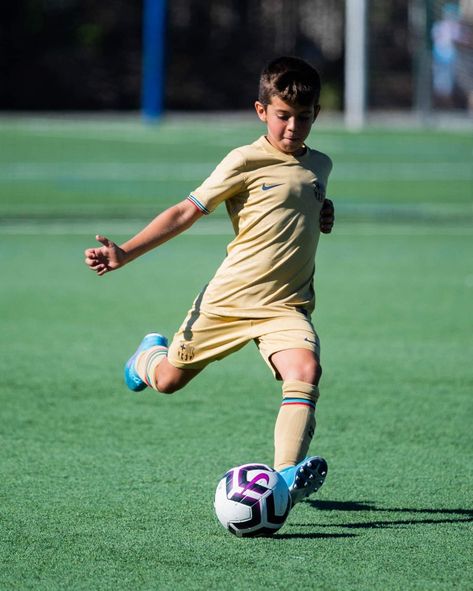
[178,341,195,362]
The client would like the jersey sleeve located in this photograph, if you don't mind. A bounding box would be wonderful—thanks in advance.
[187,149,246,214]
[312,150,333,194]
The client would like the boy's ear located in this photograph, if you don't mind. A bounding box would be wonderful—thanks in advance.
[254,101,268,122]
[313,104,321,121]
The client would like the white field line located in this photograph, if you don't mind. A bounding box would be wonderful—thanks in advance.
[308,138,473,158]
[4,121,472,157]
[10,127,232,145]
[7,126,473,160]
[4,121,257,145]
[0,162,215,181]
[0,219,233,236]
[0,161,472,181]
[1,220,472,237]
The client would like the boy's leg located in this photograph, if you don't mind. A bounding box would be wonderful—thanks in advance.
[150,358,202,393]
[270,348,328,504]
[271,348,321,470]
[135,346,201,393]
[126,311,251,395]
[125,333,201,394]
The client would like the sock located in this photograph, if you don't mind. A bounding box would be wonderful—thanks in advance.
[135,345,168,390]
[274,380,320,471]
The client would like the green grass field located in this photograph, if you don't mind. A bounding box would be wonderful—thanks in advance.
[1,116,472,590]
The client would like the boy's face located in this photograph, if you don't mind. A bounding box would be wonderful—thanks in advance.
[255,96,320,155]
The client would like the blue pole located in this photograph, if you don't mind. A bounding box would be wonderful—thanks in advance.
[142,0,166,121]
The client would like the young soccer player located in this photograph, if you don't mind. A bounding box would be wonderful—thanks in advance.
[84,56,335,506]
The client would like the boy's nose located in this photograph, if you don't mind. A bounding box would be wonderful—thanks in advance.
[287,117,296,131]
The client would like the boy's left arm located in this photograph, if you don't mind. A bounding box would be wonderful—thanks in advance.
[319,198,334,234]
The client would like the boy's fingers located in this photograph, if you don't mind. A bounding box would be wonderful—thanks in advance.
[321,201,334,215]
[320,215,333,222]
[96,235,113,248]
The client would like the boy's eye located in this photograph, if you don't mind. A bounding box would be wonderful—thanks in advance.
[277,114,312,122]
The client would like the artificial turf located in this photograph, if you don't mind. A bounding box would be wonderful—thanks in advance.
[0,117,472,590]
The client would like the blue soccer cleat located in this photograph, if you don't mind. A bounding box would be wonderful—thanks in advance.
[279,456,328,506]
[124,332,168,392]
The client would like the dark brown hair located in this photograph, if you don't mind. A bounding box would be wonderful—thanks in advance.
[258,56,321,107]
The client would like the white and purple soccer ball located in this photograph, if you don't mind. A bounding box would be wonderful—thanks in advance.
[214,463,291,537]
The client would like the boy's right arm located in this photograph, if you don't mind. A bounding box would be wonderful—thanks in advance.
[84,198,203,276]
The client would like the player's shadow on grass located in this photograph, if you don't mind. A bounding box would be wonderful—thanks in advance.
[298,500,473,530]
[276,532,357,540]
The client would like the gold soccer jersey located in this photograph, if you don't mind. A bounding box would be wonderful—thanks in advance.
[188,135,332,318]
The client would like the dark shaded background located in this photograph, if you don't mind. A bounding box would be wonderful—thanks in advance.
[1,0,416,111]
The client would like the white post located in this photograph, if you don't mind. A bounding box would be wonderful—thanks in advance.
[344,0,367,130]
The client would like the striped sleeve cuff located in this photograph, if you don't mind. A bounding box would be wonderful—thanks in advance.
[187,194,210,215]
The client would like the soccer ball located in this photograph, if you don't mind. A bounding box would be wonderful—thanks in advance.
[214,463,291,537]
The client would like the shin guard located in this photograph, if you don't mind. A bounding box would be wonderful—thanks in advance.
[274,380,320,471]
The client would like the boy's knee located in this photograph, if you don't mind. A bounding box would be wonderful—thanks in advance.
[154,362,198,394]
[296,359,322,386]
[272,349,322,384]
[155,376,180,394]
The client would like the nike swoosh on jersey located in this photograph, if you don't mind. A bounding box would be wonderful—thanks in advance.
[261,183,283,191]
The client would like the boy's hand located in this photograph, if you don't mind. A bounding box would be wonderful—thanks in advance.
[320,199,334,234]
[84,235,126,276]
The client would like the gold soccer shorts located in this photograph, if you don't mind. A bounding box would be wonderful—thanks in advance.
[167,308,320,379]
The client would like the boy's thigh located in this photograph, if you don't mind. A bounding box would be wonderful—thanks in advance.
[253,315,321,380]
[167,310,252,370]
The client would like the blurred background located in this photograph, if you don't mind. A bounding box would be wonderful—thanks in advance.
[1,0,472,124]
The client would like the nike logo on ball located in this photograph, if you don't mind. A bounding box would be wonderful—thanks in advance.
[262,183,283,191]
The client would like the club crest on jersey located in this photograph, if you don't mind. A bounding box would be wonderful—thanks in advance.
[177,341,195,362]
[313,181,326,202]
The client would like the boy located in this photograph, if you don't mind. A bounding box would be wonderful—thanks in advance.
[84,56,334,507]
